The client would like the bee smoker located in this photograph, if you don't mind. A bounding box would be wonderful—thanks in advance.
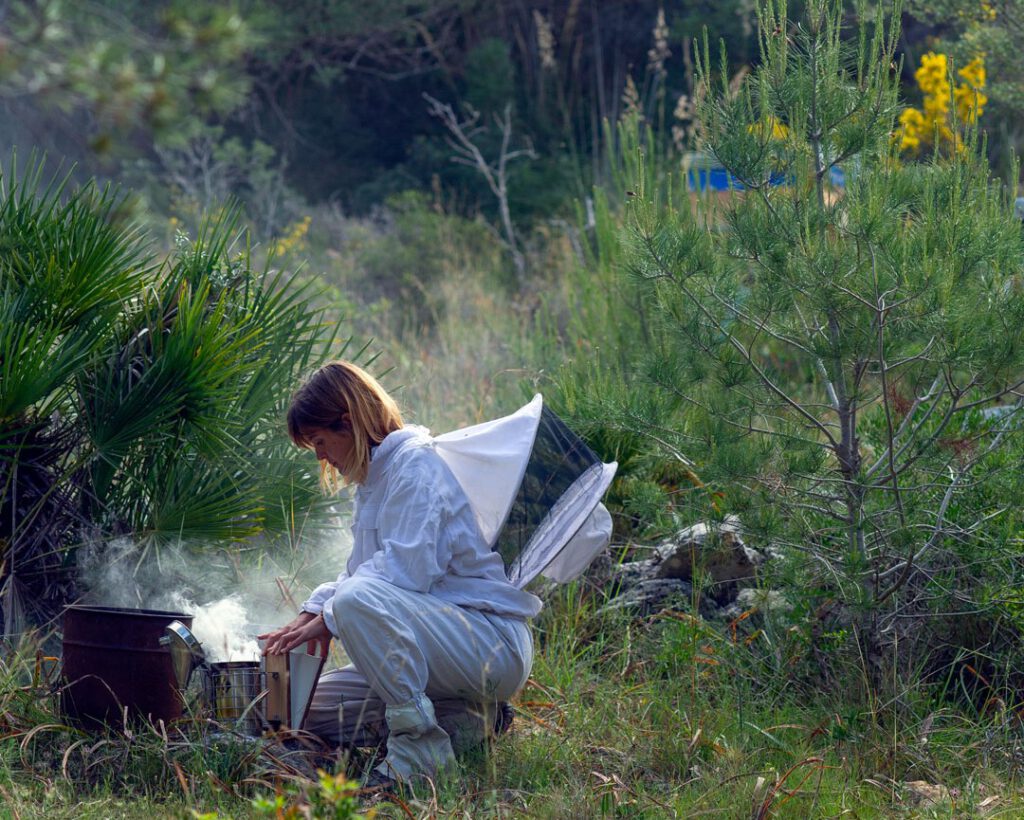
[161,621,265,733]
[162,620,327,734]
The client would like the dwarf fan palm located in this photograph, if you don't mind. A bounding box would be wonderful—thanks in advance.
[0,156,340,636]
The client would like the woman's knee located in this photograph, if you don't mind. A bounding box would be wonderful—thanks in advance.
[331,576,392,632]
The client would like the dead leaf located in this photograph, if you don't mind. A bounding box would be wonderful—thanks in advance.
[903,780,951,807]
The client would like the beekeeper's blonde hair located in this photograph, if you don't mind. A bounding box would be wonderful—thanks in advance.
[287,361,403,489]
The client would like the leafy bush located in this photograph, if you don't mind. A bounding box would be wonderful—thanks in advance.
[354,190,498,331]
[250,770,371,819]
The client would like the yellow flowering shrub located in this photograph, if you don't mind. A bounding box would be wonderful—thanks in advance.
[895,52,987,155]
[270,215,312,257]
[977,1,998,22]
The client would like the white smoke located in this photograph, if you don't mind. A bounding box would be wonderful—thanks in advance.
[75,520,353,664]
[167,593,260,662]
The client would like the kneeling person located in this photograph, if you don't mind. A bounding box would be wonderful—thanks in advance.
[260,361,540,784]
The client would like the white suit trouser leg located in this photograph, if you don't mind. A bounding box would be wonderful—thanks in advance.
[304,666,502,754]
[307,576,532,781]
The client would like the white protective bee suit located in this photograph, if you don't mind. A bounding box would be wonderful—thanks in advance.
[301,397,616,783]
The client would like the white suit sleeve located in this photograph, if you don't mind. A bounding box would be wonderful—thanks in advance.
[302,572,348,615]
[350,461,450,593]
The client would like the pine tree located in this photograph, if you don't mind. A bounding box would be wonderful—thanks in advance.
[623,0,1024,685]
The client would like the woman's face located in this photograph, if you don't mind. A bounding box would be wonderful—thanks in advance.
[307,420,355,476]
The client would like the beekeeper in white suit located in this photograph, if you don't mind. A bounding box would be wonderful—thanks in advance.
[261,360,614,790]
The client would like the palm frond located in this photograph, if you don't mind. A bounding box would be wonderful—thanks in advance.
[0,158,346,632]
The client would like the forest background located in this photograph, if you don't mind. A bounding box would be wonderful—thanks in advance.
[2,0,1024,817]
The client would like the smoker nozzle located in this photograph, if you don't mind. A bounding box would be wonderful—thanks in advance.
[160,620,207,689]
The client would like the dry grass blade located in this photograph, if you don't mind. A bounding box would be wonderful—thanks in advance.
[754,757,825,819]
[421,774,439,816]
[519,712,562,734]
[255,745,314,779]
[357,784,416,818]
[688,727,703,755]
[173,760,192,801]
[593,769,677,816]
[239,776,279,791]
[146,717,169,744]
[60,737,89,780]
[18,722,73,753]
[205,769,239,797]
[275,575,301,611]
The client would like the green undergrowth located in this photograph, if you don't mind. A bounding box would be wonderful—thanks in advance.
[4,586,1024,818]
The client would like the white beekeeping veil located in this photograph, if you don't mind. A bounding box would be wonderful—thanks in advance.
[434,395,617,588]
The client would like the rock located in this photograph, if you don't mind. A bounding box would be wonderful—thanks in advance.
[609,558,659,590]
[589,517,777,618]
[598,575,723,619]
[736,587,791,611]
[651,516,768,604]
[654,516,764,585]
[722,588,793,620]
[599,578,694,617]
[695,595,724,620]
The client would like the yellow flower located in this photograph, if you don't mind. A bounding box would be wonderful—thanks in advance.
[899,131,920,151]
[899,108,925,130]
[900,108,923,131]
[896,107,925,152]
[957,56,986,90]
[922,90,950,118]
[954,84,987,124]
[915,52,948,96]
[748,116,789,141]
[896,52,986,156]
[270,216,312,257]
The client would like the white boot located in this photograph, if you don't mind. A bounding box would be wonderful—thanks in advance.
[376,693,456,782]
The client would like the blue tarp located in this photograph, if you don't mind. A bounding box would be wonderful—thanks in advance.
[686,162,846,192]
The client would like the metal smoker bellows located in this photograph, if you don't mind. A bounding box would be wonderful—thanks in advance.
[163,622,328,734]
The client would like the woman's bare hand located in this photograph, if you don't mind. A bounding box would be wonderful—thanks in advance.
[258,611,331,655]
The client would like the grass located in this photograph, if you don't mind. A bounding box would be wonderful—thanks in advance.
[5,178,1024,818]
[4,583,1024,819]
[443,589,1022,818]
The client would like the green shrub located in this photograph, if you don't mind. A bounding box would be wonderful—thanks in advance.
[542,0,1024,705]
[355,190,497,331]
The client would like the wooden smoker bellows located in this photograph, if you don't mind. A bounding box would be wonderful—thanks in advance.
[262,639,329,731]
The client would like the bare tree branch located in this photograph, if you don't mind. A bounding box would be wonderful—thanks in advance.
[423,94,537,286]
